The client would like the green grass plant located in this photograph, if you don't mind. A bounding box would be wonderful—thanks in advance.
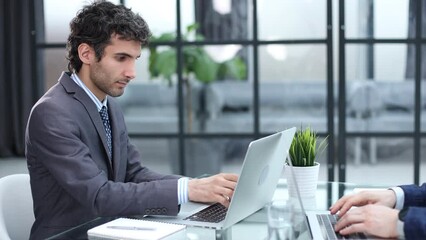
[288,127,328,167]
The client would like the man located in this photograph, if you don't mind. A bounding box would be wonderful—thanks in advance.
[25,1,238,239]
[330,183,426,239]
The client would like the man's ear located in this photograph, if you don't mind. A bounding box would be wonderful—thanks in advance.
[78,43,94,64]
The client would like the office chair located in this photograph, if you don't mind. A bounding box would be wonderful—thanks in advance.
[0,174,34,240]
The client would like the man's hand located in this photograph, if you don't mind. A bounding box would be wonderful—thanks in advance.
[188,173,238,207]
[334,205,399,238]
[329,189,396,217]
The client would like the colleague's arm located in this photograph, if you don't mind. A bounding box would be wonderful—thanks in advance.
[400,183,426,207]
[401,206,426,239]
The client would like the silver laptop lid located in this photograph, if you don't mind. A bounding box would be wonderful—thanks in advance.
[222,127,296,228]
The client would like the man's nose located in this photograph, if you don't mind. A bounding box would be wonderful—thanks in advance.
[124,63,136,80]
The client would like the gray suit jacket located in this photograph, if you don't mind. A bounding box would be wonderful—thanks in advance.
[25,72,181,240]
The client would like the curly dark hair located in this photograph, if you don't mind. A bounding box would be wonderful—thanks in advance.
[66,0,151,73]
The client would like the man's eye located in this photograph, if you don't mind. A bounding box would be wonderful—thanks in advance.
[117,56,126,61]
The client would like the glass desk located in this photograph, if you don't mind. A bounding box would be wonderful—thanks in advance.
[47,180,379,240]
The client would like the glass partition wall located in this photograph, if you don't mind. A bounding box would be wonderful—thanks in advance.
[35,0,425,184]
[341,0,426,185]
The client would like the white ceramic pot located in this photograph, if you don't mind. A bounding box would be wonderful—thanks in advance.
[285,162,320,199]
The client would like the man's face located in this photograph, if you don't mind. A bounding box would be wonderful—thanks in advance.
[89,35,141,99]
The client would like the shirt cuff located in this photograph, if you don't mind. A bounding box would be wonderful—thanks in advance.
[177,177,189,204]
[396,219,405,239]
[389,187,405,210]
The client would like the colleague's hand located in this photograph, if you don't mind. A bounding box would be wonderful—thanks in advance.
[188,173,239,207]
[334,204,399,238]
[329,189,396,217]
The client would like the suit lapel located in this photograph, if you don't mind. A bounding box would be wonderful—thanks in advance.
[59,72,114,175]
[90,105,112,162]
[107,100,123,180]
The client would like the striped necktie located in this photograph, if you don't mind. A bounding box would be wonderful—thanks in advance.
[99,106,112,157]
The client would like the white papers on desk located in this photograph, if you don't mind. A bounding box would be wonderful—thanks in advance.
[87,218,186,240]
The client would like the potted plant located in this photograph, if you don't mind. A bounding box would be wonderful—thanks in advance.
[285,126,328,199]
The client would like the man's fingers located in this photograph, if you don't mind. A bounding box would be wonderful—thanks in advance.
[330,195,353,215]
[223,180,237,192]
[331,194,366,217]
[223,195,230,202]
[211,174,237,197]
[188,173,239,205]
[222,173,239,182]
[211,185,234,206]
[338,223,364,236]
[218,196,230,208]
[334,209,363,231]
[337,202,357,217]
[329,198,345,214]
[217,173,238,190]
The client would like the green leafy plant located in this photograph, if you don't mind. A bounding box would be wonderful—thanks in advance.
[288,127,329,167]
[148,23,247,85]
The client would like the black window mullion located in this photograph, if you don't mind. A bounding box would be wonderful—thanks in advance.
[414,0,422,185]
[252,0,259,138]
[338,0,347,183]
[326,0,335,182]
[175,0,186,175]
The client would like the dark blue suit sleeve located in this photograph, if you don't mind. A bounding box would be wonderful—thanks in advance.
[403,207,426,239]
[399,183,426,239]
[400,183,426,207]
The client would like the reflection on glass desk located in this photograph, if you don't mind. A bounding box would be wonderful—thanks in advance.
[47,180,382,240]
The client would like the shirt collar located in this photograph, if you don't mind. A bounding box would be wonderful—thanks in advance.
[70,72,107,112]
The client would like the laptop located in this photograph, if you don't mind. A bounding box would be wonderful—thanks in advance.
[286,157,367,240]
[145,127,296,230]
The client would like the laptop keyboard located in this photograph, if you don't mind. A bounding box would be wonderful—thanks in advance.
[317,214,367,240]
[184,203,227,223]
